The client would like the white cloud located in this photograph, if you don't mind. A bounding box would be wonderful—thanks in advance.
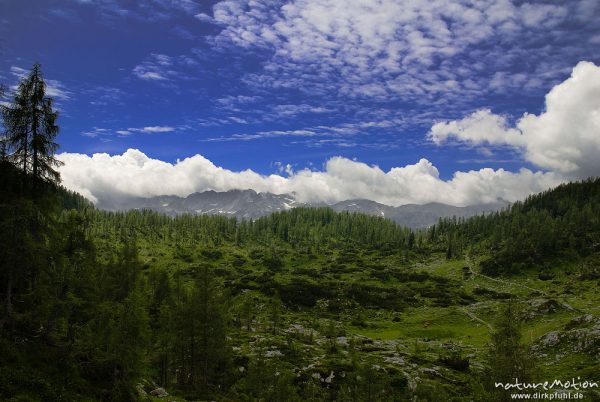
[134,71,168,81]
[519,3,567,27]
[132,52,199,83]
[57,149,562,207]
[272,104,332,117]
[81,128,109,138]
[216,95,262,107]
[429,61,600,178]
[44,79,72,100]
[195,12,216,23]
[129,126,175,133]
[204,118,407,143]
[10,66,27,77]
[228,116,248,124]
[166,0,200,14]
[205,128,317,142]
[80,125,175,137]
[133,54,174,81]
[206,0,593,104]
[430,109,524,146]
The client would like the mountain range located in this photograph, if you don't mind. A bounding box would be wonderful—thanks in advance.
[96,189,507,228]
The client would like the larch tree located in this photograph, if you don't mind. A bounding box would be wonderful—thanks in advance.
[1,63,62,186]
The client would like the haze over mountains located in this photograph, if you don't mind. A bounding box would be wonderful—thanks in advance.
[96,189,507,228]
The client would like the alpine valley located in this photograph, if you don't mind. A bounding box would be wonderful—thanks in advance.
[2,4,600,401]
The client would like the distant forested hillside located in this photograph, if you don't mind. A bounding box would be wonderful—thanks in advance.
[435,178,600,276]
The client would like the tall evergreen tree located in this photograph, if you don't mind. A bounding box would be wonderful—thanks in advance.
[1,63,62,184]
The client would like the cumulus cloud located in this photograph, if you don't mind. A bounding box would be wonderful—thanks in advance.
[430,109,524,146]
[429,61,600,178]
[57,149,562,207]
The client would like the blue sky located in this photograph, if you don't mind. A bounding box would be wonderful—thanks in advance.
[2,0,600,206]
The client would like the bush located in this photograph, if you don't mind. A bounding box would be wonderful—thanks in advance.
[278,279,333,308]
[262,255,283,271]
[346,283,407,310]
[201,248,223,260]
[438,350,470,371]
[230,254,247,268]
[291,266,321,277]
[473,286,512,299]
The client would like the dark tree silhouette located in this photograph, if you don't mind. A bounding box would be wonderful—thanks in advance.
[1,63,62,185]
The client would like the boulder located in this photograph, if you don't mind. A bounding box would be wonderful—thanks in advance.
[149,387,169,398]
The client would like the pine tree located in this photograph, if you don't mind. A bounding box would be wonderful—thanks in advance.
[1,63,62,185]
[171,267,230,392]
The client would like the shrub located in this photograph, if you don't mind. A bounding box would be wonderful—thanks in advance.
[438,351,470,371]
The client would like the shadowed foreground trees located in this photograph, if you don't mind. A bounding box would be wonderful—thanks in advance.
[0,62,233,399]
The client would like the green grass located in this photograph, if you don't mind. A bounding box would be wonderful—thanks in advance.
[94,230,600,400]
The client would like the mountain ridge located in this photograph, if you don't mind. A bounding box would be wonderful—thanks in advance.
[96,189,507,228]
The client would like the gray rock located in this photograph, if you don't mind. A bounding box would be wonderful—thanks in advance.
[564,314,594,329]
[538,331,561,347]
[149,387,169,398]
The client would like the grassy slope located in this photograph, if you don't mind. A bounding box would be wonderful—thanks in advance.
[114,228,599,400]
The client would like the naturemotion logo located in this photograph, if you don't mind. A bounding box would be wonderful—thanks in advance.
[494,378,598,392]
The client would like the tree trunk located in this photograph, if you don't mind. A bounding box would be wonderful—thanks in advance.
[31,102,38,195]
[32,141,38,179]
[1,270,13,329]
[22,147,27,174]
[202,290,209,386]
[190,319,195,386]
[6,271,13,318]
